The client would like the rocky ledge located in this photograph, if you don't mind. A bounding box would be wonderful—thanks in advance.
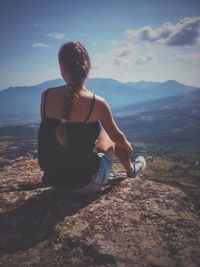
[0,160,200,267]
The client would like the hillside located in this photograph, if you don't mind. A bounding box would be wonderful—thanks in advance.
[114,88,200,115]
[115,105,200,145]
[0,79,64,116]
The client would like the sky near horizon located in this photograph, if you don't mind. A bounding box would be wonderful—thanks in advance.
[0,0,200,90]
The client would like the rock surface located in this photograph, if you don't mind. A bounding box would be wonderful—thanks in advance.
[0,159,200,267]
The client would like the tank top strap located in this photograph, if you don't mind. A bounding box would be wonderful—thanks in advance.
[83,93,96,123]
[42,88,51,117]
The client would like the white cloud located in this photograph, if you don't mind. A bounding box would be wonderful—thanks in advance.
[175,52,200,62]
[91,17,200,86]
[33,23,42,27]
[110,40,119,45]
[46,32,65,40]
[32,43,49,48]
[92,43,155,80]
[125,16,200,46]
[135,54,155,65]
[109,45,155,67]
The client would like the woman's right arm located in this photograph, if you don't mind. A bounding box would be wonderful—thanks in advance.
[99,99,133,157]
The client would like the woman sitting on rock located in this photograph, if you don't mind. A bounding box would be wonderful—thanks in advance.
[38,41,146,194]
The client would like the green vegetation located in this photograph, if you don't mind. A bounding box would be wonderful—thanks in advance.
[133,143,200,214]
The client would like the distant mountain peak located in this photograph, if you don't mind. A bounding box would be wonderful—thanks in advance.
[0,78,199,118]
[164,80,182,85]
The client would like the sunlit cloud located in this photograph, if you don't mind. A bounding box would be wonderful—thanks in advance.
[32,43,49,48]
[125,16,200,46]
[46,32,65,40]
[135,54,155,65]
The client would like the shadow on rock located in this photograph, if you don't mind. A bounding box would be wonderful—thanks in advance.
[0,178,122,254]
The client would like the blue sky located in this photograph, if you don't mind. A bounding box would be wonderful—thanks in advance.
[0,0,200,90]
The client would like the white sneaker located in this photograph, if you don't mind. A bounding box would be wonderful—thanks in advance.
[127,156,146,178]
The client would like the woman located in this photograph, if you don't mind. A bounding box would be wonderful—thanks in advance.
[38,41,146,194]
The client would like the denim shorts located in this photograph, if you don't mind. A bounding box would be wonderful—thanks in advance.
[54,152,112,195]
[89,152,112,191]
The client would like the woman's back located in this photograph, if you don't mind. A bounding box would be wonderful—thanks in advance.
[38,85,102,189]
[41,85,100,123]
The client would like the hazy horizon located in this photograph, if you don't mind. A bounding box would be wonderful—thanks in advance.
[1,77,200,92]
[0,0,200,90]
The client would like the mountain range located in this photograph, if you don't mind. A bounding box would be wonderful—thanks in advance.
[114,87,200,115]
[0,78,199,119]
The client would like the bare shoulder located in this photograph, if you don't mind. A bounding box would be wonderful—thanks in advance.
[93,94,110,111]
[41,85,65,98]
[48,85,65,94]
[90,93,113,122]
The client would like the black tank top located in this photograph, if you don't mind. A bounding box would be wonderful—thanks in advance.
[38,88,101,189]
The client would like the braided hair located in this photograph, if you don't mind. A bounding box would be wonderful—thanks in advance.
[58,42,91,119]
[56,42,91,146]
